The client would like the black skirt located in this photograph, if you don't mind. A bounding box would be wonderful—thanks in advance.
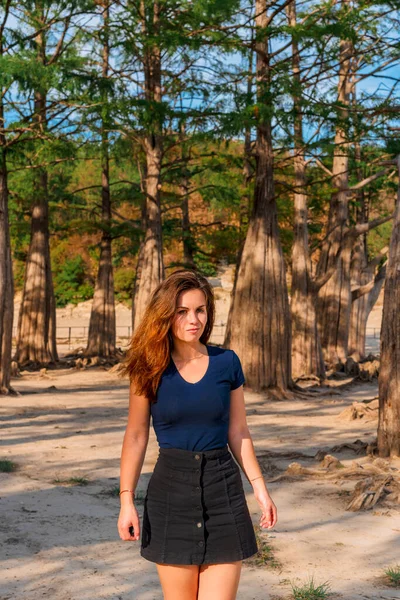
[140,445,259,565]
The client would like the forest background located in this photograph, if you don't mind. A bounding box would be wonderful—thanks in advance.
[0,0,399,405]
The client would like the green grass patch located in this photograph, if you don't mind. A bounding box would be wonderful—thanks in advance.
[290,575,332,599]
[52,476,89,486]
[0,459,17,472]
[105,486,146,504]
[106,485,121,497]
[384,564,400,586]
[244,524,280,568]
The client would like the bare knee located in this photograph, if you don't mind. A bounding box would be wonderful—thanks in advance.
[156,563,199,600]
[197,561,242,600]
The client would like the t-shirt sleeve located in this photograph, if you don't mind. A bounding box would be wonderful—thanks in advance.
[231,350,245,390]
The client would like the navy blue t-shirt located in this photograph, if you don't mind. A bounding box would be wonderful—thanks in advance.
[150,344,245,451]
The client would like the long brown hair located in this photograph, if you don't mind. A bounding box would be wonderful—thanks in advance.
[117,269,215,403]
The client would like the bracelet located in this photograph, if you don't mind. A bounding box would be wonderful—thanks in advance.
[119,489,136,497]
[250,475,264,483]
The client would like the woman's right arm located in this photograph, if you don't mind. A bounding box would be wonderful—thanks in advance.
[117,380,151,542]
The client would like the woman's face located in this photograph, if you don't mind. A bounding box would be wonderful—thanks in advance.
[170,288,208,343]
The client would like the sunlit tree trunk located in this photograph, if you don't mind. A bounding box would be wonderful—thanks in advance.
[0,102,15,393]
[377,155,400,458]
[14,8,57,366]
[85,2,116,357]
[132,0,165,331]
[14,90,58,365]
[240,43,253,234]
[287,0,325,381]
[225,0,292,396]
[180,124,196,268]
[348,178,387,360]
[315,22,353,368]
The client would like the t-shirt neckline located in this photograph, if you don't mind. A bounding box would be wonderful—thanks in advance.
[170,344,210,386]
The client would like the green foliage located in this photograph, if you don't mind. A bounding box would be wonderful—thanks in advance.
[52,476,90,486]
[290,575,332,600]
[243,525,280,568]
[13,260,26,291]
[114,268,135,303]
[53,254,93,307]
[0,459,17,472]
[3,0,399,312]
[384,564,400,587]
[368,221,393,260]
[192,256,218,277]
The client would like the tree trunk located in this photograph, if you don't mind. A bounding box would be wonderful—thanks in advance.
[132,0,165,331]
[180,125,196,269]
[224,0,292,395]
[85,2,116,357]
[349,256,386,361]
[287,0,325,381]
[0,111,15,393]
[181,174,196,269]
[349,235,370,361]
[348,142,369,360]
[14,161,58,365]
[240,44,253,235]
[348,181,386,361]
[377,156,400,458]
[315,26,353,367]
[14,19,57,366]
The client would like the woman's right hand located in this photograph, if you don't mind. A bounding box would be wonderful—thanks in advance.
[118,503,140,541]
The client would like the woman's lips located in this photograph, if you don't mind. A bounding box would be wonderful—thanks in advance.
[187,329,199,332]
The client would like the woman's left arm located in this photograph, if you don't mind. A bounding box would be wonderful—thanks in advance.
[227,385,278,529]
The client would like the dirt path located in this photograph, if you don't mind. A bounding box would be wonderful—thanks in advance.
[1,367,400,600]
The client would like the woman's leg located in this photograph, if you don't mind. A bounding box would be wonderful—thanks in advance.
[156,563,200,600]
[197,561,242,600]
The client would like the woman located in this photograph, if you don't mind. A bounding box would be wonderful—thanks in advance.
[117,269,277,600]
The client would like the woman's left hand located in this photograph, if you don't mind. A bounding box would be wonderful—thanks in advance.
[254,488,277,529]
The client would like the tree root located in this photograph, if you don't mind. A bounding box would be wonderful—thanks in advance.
[0,385,21,396]
[321,438,375,457]
[337,398,379,421]
[266,452,400,510]
[346,475,398,511]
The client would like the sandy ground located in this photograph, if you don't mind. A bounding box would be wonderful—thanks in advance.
[2,273,396,599]
[1,365,400,600]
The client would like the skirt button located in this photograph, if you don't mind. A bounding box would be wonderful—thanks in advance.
[195,454,200,460]
[197,522,202,528]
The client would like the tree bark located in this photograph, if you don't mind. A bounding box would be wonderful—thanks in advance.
[348,142,369,360]
[315,23,353,367]
[132,0,165,331]
[346,87,390,362]
[0,105,15,393]
[240,44,253,235]
[287,0,325,381]
[349,258,386,361]
[181,176,196,269]
[14,91,58,366]
[85,2,116,357]
[224,0,292,395]
[14,11,57,366]
[377,155,400,458]
[348,169,387,360]
[180,124,196,268]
